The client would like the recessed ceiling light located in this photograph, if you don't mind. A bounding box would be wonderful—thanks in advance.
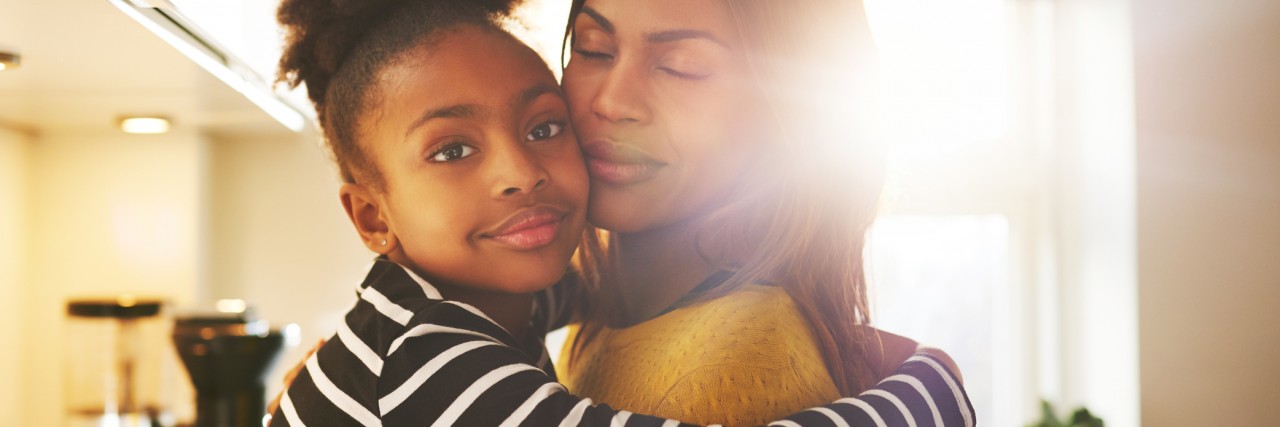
[0,51,19,71]
[119,116,172,134]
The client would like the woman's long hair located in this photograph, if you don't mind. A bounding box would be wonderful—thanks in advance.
[565,0,887,395]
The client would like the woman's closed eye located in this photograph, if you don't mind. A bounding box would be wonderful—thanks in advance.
[573,48,614,62]
[657,65,712,81]
[527,121,565,141]
[428,141,477,162]
[657,53,715,81]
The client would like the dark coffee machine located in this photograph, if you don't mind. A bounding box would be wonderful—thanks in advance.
[172,308,284,427]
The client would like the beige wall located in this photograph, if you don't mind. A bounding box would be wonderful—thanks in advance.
[19,130,206,426]
[206,131,369,397]
[0,128,31,423]
[1135,1,1280,425]
[0,126,367,424]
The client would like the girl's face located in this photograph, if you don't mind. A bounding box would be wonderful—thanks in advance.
[562,0,769,233]
[356,26,589,293]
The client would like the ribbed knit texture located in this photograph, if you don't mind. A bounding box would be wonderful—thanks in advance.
[559,284,841,426]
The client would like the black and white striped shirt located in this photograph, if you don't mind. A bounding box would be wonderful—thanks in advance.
[270,258,976,426]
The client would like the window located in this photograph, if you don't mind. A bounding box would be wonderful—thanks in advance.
[863,1,1038,424]
[865,1,1140,425]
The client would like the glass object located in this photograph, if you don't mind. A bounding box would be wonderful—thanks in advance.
[64,297,174,427]
[173,304,285,427]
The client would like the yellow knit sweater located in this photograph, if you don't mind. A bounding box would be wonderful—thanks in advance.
[556,284,840,426]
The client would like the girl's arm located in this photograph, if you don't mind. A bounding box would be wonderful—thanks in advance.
[271,302,974,426]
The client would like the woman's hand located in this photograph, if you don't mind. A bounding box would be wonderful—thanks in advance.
[863,327,964,385]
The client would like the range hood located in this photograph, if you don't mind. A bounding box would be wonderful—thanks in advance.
[107,0,309,132]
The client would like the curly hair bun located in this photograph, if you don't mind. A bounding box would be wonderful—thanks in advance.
[277,0,524,106]
[276,0,527,185]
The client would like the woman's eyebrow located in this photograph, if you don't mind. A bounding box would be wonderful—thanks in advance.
[579,6,726,48]
[645,29,728,48]
[579,6,614,33]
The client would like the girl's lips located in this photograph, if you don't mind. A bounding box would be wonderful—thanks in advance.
[483,207,565,250]
[583,141,665,185]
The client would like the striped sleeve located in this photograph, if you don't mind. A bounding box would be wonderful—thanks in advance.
[377,302,696,427]
[269,256,976,427]
[266,292,400,427]
[273,347,975,427]
[768,354,977,427]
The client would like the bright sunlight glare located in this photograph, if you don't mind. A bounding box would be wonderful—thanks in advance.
[865,0,1010,146]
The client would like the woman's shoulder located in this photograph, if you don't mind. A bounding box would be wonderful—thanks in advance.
[681,284,812,340]
[652,285,842,424]
[682,286,964,382]
[694,282,793,311]
[635,284,825,364]
[688,288,964,381]
[684,286,834,374]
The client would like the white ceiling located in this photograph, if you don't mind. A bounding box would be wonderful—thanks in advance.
[0,0,289,136]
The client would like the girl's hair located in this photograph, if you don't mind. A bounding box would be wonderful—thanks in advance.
[565,0,886,395]
[277,0,523,187]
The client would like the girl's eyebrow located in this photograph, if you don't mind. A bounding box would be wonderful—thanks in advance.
[515,83,565,110]
[404,84,561,139]
[405,104,480,138]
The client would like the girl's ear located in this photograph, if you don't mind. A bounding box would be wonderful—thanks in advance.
[340,183,398,254]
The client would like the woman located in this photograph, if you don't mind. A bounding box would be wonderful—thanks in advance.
[269,0,971,424]
[556,0,965,424]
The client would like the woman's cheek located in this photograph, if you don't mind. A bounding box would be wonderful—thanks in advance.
[554,143,591,203]
[563,69,606,122]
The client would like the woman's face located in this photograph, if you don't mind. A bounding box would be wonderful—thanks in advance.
[562,0,769,233]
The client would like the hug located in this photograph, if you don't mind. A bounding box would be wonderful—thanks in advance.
[269,0,974,425]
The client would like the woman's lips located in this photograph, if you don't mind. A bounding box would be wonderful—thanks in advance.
[583,141,665,185]
[483,207,565,250]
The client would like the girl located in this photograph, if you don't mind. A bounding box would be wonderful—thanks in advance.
[269,0,972,425]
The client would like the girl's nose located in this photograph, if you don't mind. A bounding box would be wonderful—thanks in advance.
[492,144,550,198]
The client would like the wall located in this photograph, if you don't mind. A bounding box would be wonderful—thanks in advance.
[1134,1,1280,425]
[206,130,369,396]
[0,121,365,423]
[20,130,206,426]
[0,127,31,424]
[0,124,363,424]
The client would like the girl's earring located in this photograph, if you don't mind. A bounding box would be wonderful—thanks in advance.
[380,239,388,247]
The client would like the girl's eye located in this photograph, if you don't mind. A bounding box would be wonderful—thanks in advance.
[527,122,564,141]
[428,142,476,162]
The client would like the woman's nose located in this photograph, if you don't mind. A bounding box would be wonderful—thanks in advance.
[591,64,652,125]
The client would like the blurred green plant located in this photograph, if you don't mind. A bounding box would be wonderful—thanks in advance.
[1027,400,1105,427]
